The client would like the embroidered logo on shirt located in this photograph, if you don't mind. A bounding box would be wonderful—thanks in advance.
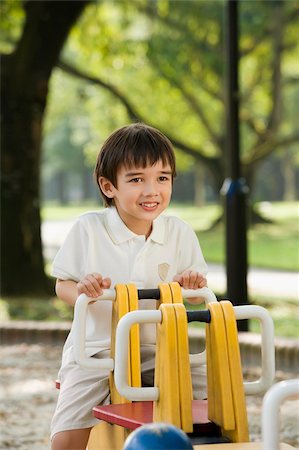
[158,263,170,281]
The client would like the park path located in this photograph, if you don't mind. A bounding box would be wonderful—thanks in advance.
[42,219,299,301]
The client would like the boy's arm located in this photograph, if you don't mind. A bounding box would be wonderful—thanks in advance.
[56,274,111,306]
[55,279,79,306]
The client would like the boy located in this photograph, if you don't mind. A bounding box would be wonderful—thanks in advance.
[51,123,208,450]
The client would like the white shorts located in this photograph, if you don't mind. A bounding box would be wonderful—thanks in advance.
[51,349,111,439]
[51,346,207,439]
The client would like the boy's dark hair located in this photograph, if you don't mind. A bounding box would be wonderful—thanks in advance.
[95,123,176,207]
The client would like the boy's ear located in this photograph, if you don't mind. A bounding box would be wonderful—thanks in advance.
[99,177,116,198]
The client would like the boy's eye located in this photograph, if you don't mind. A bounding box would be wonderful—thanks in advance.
[159,176,169,182]
[129,177,143,183]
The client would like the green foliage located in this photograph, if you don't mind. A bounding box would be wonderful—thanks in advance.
[0,299,9,321]
[0,0,24,53]
[2,0,298,196]
[41,0,299,198]
[0,297,73,322]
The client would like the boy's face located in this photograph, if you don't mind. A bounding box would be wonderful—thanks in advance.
[100,160,173,237]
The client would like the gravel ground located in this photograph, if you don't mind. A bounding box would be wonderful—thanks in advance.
[0,343,298,450]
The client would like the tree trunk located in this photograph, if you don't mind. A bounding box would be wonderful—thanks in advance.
[57,172,69,205]
[194,162,206,207]
[1,1,87,296]
[82,166,94,202]
[282,150,297,202]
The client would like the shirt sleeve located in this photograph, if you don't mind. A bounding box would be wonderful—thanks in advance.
[51,218,88,282]
[178,223,208,276]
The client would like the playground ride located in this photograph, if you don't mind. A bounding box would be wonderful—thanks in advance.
[73,284,217,448]
[121,381,299,450]
[70,283,298,449]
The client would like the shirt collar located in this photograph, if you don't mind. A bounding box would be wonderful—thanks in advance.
[104,207,165,245]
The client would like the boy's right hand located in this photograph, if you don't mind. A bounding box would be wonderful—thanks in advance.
[77,273,111,298]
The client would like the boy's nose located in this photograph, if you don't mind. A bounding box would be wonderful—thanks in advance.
[143,181,158,196]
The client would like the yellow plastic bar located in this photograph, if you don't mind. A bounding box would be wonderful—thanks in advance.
[126,284,141,388]
[110,284,130,404]
[169,281,184,304]
[206,302,235,430]
[153,303,181,428]
[174,303,193,432]
[206,308,222,424]
[206,302,221,423]
[220,301,249,442]
[206,321,215,418]
[158,283,173,304]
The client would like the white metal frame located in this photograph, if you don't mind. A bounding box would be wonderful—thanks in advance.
[262,378,299,450]
[234,305,275,395]
[73,291,115,370]
[73,287,299,450]
[73,287,217,370]
[113,305,275,401]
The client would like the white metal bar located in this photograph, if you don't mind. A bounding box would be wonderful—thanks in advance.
[182,286,217,303]
[73,293,114,370]
[262,379,299,450]
[113,304,275,401]
[73,287,217,303]
[114,310,161,401]
[184,287,217,367]
[234,305,275,395]
[73,288,275,394]
[189,352,206,367]
[73,287,216,370]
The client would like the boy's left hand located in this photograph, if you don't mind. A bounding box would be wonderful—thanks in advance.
[173,270,207,290]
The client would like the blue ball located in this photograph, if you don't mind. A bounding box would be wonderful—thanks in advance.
[123,423,193,450]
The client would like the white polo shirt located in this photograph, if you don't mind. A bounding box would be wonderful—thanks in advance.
[52,207,208,366]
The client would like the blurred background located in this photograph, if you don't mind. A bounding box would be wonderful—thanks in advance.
[0,2,298,449]
[1,0,298,335]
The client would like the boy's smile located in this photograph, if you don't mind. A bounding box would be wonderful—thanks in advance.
[100,160,173,238]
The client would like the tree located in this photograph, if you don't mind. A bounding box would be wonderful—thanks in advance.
[1,1,88,295]
[55,0,299,205]
[1,0,298,296]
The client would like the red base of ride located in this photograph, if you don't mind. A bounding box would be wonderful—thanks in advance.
[93,399,212,431]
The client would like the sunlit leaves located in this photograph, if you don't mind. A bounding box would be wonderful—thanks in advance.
[0,0,24,53]
[42,0,299,185]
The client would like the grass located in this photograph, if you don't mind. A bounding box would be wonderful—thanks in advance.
[250,303,299,337]
[0,297,72,322]
[173,202,299,271]
[196,222,299,272]
[172,201,299,272]
[42,200,299,271]
[41,201,100,221]
[184,299,299,338]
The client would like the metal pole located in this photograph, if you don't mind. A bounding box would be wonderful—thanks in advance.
[222,0,249,331]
